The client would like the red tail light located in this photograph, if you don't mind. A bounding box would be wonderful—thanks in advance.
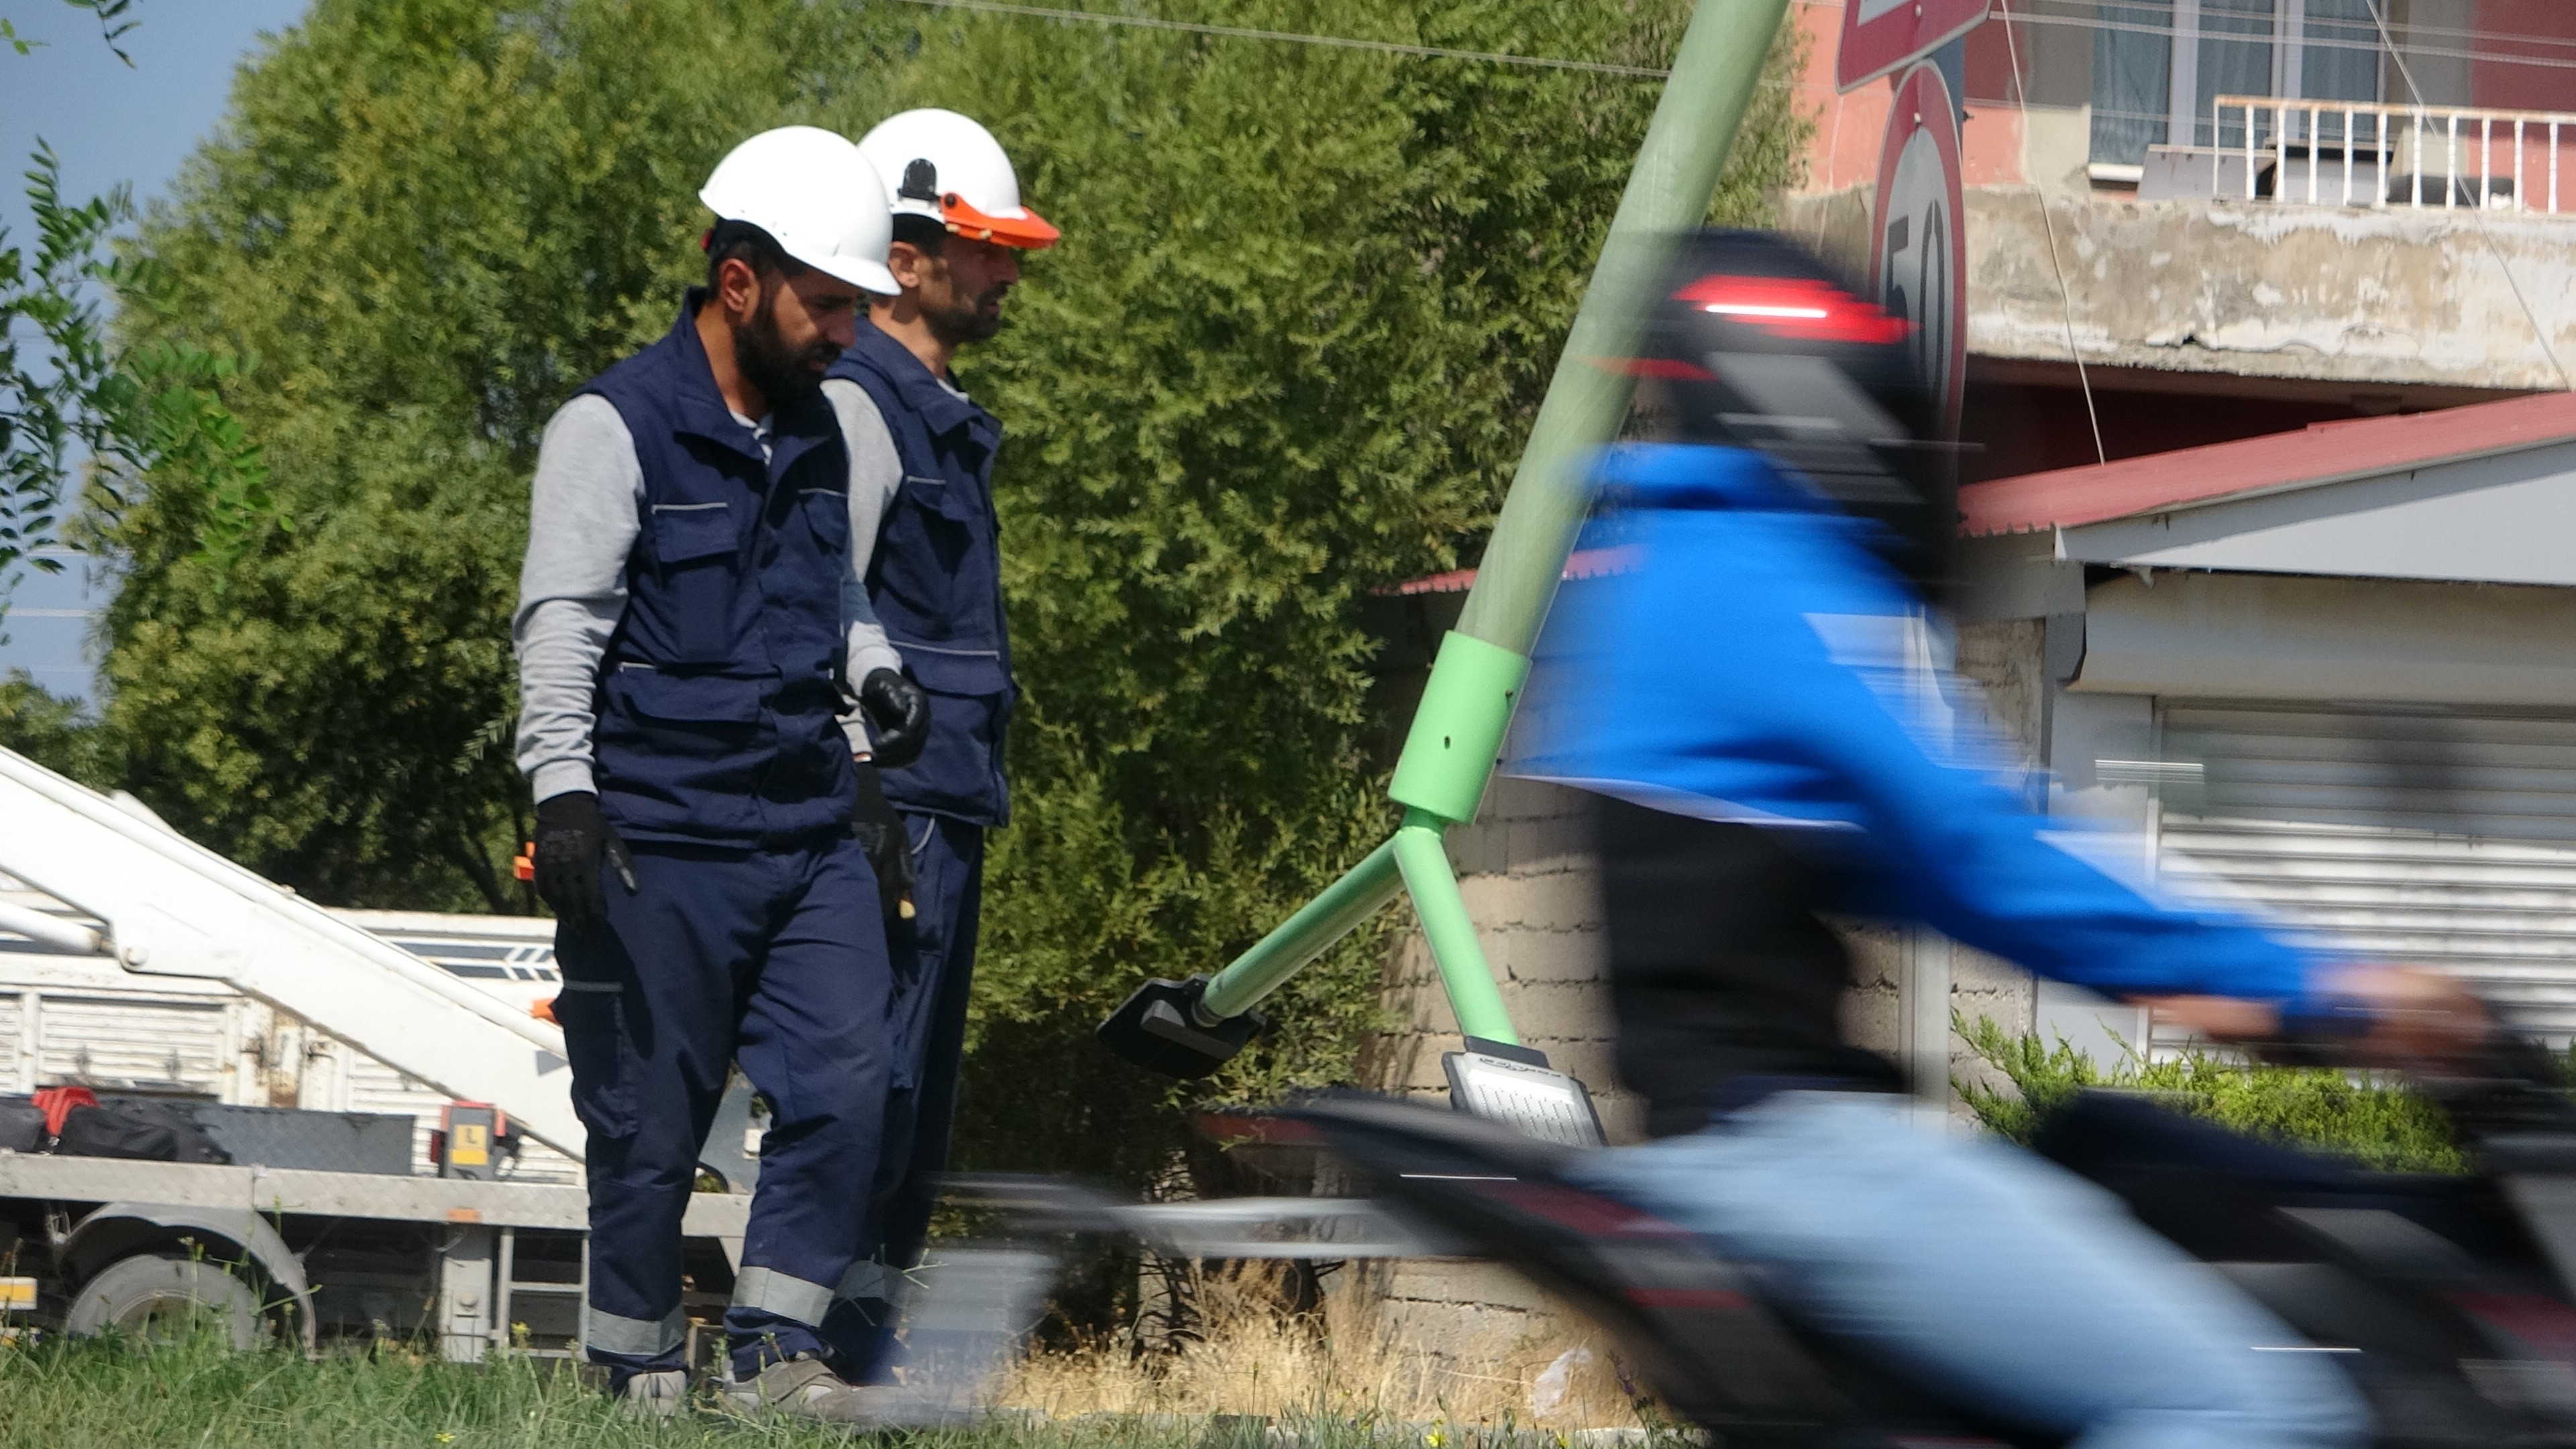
[1671,274,1912,345]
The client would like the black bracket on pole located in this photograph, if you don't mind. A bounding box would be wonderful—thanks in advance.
[1096,975,1263,1079]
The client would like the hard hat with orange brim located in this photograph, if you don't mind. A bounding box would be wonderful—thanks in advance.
[856,109,1060,252]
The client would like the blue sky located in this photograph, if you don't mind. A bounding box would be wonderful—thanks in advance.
[2,0,310,701]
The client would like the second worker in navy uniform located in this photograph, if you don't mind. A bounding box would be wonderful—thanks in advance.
[810,108,1060,1378]
[512,126,925,1421]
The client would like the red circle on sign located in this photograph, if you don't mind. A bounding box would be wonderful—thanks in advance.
[1866,60,1968,438]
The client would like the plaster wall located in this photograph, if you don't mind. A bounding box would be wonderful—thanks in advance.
[1784,184,2576,392]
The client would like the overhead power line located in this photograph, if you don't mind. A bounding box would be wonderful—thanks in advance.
[893,0,2576,86]
[887,0,1672,77]
[1981,4,2576,73]
[1978,0,2576,55]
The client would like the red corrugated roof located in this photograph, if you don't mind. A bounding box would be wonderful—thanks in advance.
[1391,393,2576,594]
[1387,545,1640,597]
[1957,388,2576,537]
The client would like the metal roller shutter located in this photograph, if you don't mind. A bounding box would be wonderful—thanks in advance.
[2155,703,2576,1042]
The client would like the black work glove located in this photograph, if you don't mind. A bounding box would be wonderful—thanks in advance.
[857,667,931,770]
[533,791,634,929]
[850,759,916,922]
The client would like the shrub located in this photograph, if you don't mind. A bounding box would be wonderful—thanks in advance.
[1955,1014,2467,1175]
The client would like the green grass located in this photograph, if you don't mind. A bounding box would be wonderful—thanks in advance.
[0,1330,1044,1449]
[0,1328,1613,1449]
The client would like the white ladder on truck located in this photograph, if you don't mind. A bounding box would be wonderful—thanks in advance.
[0,745,585,1159]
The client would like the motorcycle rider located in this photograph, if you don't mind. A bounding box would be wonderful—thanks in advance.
[1510,230,2487,1449]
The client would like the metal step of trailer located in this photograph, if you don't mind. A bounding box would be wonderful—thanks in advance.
[0,747,584,1159]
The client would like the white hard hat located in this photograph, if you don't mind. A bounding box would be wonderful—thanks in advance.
[699,125,898,294]
[856,109,1059,250]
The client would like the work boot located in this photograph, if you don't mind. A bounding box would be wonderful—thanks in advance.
[720,1354,890,1422]
[612,1368,690,1419]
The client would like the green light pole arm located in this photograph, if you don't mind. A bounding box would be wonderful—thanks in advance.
[1177,0,1794,1044]
[1197,837,1403,1020]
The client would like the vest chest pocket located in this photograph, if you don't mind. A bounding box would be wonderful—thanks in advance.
[885,473,979,594]
[900,472,979,523]
[649,502,739,664]
[798,487,851,554]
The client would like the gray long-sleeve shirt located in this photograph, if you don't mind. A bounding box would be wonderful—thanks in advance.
[511,379,908,803]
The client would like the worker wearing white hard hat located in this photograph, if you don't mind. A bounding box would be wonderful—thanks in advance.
[512,125,907,1421]
[811,108,1055,1382]
[857,105,1061,251]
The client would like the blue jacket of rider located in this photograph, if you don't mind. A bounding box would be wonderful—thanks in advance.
[1510,441,2328,1016]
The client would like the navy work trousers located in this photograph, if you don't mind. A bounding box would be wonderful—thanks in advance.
[822,810,984,1376]
[555,833,892,1383]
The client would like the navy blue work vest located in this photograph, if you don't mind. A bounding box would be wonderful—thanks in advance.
[828,323,1015,826]
[578,295,855,846]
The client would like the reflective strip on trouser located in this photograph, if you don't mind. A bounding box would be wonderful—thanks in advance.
[733,1265,835,1327]
[587,1305,686,1358]
[835,1258,898,1303]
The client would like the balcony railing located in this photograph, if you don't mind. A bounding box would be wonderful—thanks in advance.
[2207,95,2574,213]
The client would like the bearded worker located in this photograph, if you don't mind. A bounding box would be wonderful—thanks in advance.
[810,108,1059,1379]
[512,126,914,1421]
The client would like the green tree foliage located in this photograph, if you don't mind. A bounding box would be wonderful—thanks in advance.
[1956,1016,2467,1174]
[0,146,278,630]
[4,0,142,62]
[0,665,113,779]
[3,3,278,626]
[83,0,1809,1183]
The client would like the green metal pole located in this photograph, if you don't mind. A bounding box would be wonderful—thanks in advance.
[1170,0,1792,1041]
[1198,837,1403,1018]
[1391,811,1519,1043]
[1453,0,1792,659]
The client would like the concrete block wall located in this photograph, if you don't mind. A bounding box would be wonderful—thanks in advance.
[1948,616,2047,1067]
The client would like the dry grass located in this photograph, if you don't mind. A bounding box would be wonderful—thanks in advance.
[996,1267,1648,1432]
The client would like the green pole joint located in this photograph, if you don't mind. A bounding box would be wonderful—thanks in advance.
[1391,812,1518,1045]
[1197,836,1403,1020]
[1387,631,1532,826]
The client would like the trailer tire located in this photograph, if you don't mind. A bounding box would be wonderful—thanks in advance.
[64,1252,263,1350]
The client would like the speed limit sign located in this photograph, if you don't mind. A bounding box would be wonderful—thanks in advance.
[1868,60,1968,437]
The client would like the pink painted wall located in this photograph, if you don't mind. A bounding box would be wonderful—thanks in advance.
[1792,1,2030,194]
[1794,1,2576,202]
[2471,1,2576,115]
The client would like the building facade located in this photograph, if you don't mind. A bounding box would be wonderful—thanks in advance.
[1367,1,2576,1147]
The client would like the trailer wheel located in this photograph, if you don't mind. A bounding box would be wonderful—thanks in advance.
[64,1253,262,1350]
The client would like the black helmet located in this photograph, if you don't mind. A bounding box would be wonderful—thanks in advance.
[1629,229,1955,595]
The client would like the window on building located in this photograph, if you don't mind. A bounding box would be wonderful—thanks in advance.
[2298,0,2383,110]
[2092,5,2174,166]
[2198,0,2278,148]
[2088,0,2387,165]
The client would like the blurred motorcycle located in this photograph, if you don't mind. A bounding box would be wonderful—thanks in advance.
[1290,1039,2576,1449]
